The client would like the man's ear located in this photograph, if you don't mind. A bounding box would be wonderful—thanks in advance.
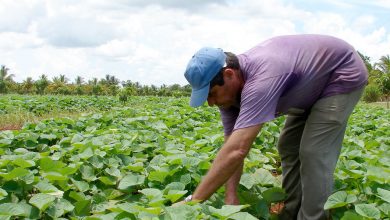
[223,68,235,79]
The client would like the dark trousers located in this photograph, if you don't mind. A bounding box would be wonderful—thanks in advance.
[277,87,364,220]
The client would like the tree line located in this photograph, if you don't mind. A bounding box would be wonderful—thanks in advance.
[357,53,389,103]
[0,68,191,97]
[0,52,389,102]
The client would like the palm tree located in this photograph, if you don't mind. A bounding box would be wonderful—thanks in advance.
[88,78,101,95]
[75,76,84,85]
[52,74,68,85]
[22,77,34,94]
[0,65,14,93]
[35,74,49,95]
[88,78,99,86]
[59,74,68,84]
[375,55,390,107]
[358,51,373,73]
[100,74,119,86]
[376,55,390,74]
[74,76,84,95]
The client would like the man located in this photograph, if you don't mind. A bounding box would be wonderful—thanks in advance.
[181,34,368,220]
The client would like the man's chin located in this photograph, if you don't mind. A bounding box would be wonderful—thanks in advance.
[218,105,231,110]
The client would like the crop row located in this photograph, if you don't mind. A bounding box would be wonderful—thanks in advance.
[0,95,121,115]
[0,96,389,219]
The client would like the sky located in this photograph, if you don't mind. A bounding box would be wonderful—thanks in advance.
[1,0,389,86]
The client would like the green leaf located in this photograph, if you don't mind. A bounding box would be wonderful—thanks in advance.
[105,167,121,177]
[40,157,65,172]
[148,170,169,183]
[0,167,30,180]
[229,212,258,220]
[29,193,56,211]
[378,203,390,216]
[324,191,357,210]
[366,166,390,184]
[72,179,90,192]
[377,188,390,203]
[42,171,68,181]
[71,134,84,143]
[262,187,286,204]
[69,191,86,201]
[40,134,57,140]
[117,202,139,214]
[164,190,188,203]
[340,211,364,220]
[180,174,191,185]
[103,189,123,199]
[240,173,256,189]
[136,206,162,215]
[12,158,35,168]
[253,168,276,186]
[18,202,40,219]
[74,199,91,216]
[182,157,201,168]
[0,188,8,200]
[118,174,145,190]
[0,203,24,216]
[209,205,249,218]
[139,188,163,200]
[355,204,380,219]
[80,165,96,182]
[164,182,186,191]
[99,176,117,185]
[164,205,199,220]
[35,180,60,193]
[126,162,144,172]
[46,198,75,218]
[79,147,94,159]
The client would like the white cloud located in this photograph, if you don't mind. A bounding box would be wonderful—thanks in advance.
[0,0,389,86]
[0,0,45,32]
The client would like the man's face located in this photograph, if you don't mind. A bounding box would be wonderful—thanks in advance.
[207,69,241,109]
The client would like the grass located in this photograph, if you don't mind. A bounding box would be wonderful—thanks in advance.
[365,101,389,109]
[0,110,94,131]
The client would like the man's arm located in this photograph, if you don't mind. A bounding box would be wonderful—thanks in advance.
[225,160,243,204]
[191,124,262,202]
[224,134,243,205]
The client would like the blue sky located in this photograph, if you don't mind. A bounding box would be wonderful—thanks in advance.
[0,0,389,86]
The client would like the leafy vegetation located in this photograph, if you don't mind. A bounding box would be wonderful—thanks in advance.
[0,96,389,219]
[0,95,120,116]
[358,53,390,104]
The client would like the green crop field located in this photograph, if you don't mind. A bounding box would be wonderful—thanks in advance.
[0,95,389,219]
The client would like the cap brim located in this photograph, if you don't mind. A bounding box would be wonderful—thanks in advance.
[189,85,210,107]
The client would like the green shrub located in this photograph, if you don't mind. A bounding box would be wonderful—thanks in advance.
[363,83,381,102]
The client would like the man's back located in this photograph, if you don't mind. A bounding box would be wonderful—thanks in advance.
[223,34,368,134]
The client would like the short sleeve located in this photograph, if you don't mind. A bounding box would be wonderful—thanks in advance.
[219,107,239,136]
[233,73,294,131]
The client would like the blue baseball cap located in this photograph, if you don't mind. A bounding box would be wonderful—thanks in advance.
[184,47,226,107]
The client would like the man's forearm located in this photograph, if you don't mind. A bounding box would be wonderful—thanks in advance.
[225,161,243,204]
[192,142,245,201]
[191,125,262,202]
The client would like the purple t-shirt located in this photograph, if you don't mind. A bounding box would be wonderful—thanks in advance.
[221,34,368,135]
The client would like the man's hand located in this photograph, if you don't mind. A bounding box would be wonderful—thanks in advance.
[172,200,186,207]
[172,194,194,207]
[190,124,262,202]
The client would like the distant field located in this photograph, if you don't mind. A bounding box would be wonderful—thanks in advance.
[367,101,389,109]
[0,95,124,130]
